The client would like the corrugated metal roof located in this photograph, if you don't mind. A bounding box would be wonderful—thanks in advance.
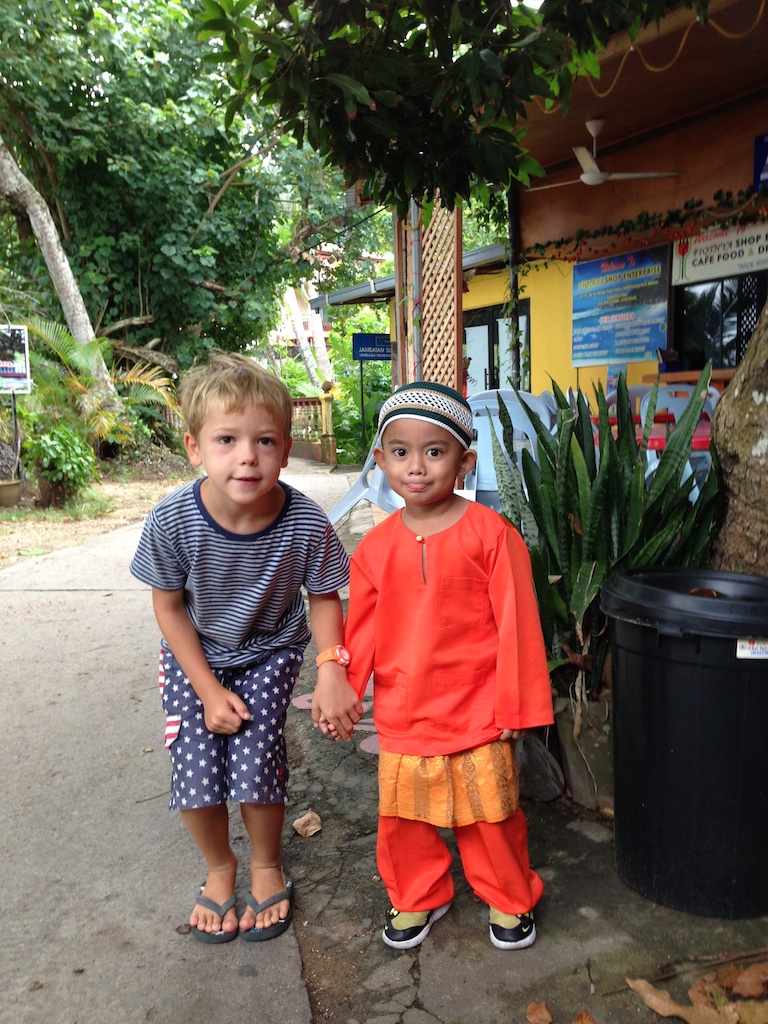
[309,243,507,310]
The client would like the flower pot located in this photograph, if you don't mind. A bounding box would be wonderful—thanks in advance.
[0,479,22,507]
[554,696,613,814]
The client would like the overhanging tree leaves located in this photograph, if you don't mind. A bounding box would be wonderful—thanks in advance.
[0,0,391,371]
[198,0,710,217]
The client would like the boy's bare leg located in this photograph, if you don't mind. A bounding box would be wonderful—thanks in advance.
[180,804,239,936]
[238,803,290,931]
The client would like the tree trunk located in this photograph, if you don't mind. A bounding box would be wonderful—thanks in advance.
[0,136,95,345]
[0,133,119,409]
[284,286,322,388]
[710,300,768,576]
[304,281,333,380]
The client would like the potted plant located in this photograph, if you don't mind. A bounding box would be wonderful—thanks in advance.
[490,368,722,811]
[0,431,22,506]
[22,422,97,507]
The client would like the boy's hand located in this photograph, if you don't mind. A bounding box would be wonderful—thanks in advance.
[203,684,251,734]
[500,728,521,742]
[311,669,363,742]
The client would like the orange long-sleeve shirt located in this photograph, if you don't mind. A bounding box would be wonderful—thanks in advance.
[344,501,553,756]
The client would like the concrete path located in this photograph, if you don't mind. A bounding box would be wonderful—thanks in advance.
[0,461,354,1024]
[2,457,766,1024]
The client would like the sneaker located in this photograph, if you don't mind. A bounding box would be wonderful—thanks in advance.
[382,901,452,949]
[489,908,536,950]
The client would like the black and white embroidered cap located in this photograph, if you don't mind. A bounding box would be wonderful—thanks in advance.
[377,381,473,449]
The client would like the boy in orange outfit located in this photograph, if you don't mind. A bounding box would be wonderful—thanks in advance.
[314,381,553,950]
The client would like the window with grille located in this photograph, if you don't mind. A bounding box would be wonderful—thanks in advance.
[673,271,767,370]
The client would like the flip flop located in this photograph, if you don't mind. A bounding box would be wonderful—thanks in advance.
[240,878,294,942]
[191,887,239,944]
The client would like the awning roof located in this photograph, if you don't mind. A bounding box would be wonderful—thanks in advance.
[309,243,508,310]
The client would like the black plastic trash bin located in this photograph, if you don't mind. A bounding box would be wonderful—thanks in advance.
[601,568,768,919]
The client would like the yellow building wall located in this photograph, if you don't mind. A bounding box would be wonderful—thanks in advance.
[462,268,511,312]
[462,259,658,403]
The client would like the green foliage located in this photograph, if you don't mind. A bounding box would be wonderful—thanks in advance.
[198,0,710,217]
[20,317,177,450]
[327,306,392,463]
[279,356,316,398]
[1,0,390,364]
[491,367,722,697]
[22,422,97,505]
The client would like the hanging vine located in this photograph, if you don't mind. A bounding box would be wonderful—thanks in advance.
[519,185,768,271]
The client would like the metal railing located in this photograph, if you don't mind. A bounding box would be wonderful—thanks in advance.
[291,394,337,465]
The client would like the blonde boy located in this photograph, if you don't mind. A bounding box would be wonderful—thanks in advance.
[132,352,361,942]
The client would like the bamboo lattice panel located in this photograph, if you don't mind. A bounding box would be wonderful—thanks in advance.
[420,203,461,388]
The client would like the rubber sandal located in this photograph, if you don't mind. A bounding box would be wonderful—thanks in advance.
[191,888,238,944]
[240,878,294,942]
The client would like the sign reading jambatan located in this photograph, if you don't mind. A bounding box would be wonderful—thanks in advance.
[572,246,669,367]
[672,222,768,285]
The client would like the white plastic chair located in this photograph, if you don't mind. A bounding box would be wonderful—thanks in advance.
[640,385,695,426]
[606,385,651,420]
[326,436,404,525]
[461,390,541,512]
[537,390,558,423]
[638,385,711,501]
[517,389,556,431]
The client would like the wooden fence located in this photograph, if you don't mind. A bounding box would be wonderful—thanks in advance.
[161,394,337,466]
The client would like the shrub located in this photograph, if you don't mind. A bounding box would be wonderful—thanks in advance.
[23,423,98,506]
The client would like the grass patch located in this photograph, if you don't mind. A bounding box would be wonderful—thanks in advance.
[0,487,115,525]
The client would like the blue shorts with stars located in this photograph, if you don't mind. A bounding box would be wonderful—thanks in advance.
[158,647,304,811]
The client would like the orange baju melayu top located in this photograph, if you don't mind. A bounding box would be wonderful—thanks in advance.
[344,501,553,762]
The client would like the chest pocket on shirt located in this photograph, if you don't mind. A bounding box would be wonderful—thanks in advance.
[439,576,488,629]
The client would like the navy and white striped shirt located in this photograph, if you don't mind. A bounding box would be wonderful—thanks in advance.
[130,479,350,668]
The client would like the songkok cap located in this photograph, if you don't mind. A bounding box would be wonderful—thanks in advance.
[378,381,473,449]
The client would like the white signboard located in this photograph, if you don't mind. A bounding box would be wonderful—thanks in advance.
[672,222,768,286]
[0,325,31,394]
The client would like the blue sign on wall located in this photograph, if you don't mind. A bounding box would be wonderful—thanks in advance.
[572,246,670,367]
[352,332,392,361]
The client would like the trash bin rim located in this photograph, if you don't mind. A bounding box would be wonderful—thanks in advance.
[600,567,768,638]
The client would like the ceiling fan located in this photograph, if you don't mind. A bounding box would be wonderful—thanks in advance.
[527,119,680,191]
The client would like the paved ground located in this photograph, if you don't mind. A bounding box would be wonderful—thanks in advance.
[1,456,766,1024]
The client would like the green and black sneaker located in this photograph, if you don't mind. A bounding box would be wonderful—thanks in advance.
[489,908,536,950]
[382,901,452,949]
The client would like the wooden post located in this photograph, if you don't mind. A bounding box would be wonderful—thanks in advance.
[320,383,337,465]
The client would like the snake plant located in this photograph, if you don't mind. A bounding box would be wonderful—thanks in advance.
[491,366,722,698]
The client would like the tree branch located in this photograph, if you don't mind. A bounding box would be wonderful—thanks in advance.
[98,315,156,337]
[112,341,179,376]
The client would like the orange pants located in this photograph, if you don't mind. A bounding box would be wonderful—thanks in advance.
[376,810,543,915]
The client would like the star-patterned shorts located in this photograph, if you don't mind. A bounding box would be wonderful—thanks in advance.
[158,647,303,811]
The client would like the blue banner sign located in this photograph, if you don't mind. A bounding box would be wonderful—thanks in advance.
[352,332,392,362]
[572,246,669,367]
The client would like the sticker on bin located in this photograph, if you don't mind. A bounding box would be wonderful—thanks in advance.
[736,639,768,659]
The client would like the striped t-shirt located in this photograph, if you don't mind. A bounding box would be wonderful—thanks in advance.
[130,478,350,668]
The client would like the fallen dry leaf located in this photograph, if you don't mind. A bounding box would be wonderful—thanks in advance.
[626,978,739,1024]
[572,1013,598,1024]
[688,975,727,1009]
[526,1001,553,1024]
[734,1002,768,1024]
[733,963,768,999]
[292,808,322,837]
[716,965,746,991]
